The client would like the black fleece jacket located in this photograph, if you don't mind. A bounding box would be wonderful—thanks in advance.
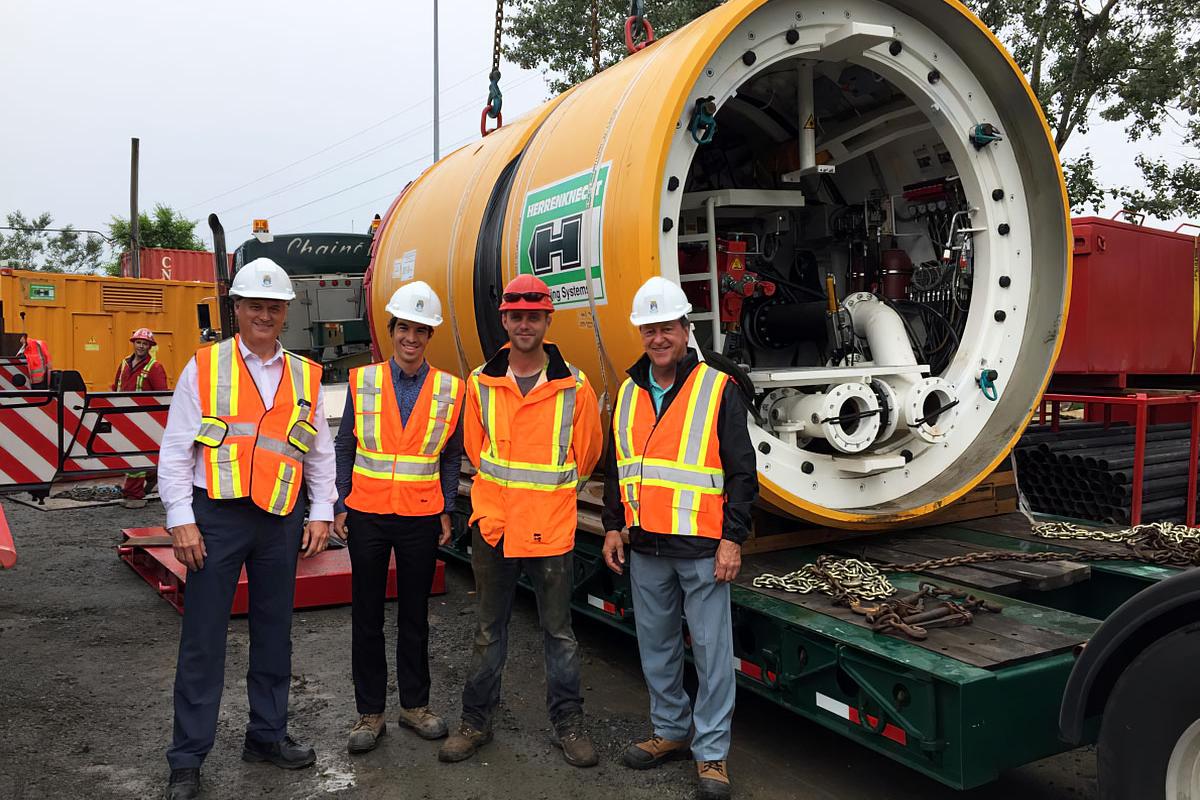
[601,349,758,559]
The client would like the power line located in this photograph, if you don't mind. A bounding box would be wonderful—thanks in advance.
[295,134,477,229]
[222,73,541,234]
[183,68,488,211]
[214,91,489,217]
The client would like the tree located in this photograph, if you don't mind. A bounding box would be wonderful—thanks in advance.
[504,0,1200,218]
[0,211,107,273]
[108,203,205,253]
[968,0,1200,218]
[504,0,721,94]
[106,204,205,276]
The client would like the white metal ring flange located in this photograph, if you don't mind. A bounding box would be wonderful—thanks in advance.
[798,382,881,454]
[905,377,958,443]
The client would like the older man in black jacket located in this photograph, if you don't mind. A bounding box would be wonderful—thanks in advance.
[601,276,757,800]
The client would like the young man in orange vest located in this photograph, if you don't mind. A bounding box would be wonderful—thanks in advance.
[332,281,464,753]
[439,274,603,767]
[17,333,51,389]
[601,277,758,800]
[112,327,168,509]
[157,258,336,800]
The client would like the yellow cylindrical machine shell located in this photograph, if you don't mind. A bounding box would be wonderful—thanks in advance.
[367,0,1071,527]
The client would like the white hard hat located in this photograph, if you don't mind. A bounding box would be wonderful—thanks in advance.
[630,276,692,326]
[386,280,443,327]
[230,258,295,301]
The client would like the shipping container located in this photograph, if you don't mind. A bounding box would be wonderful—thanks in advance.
[0,269,218,390]
[119,247,232,282]
[1055,216,1200,385]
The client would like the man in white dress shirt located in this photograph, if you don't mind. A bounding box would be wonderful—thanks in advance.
[159,258,336,800]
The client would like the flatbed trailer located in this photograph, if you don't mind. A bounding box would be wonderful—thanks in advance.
[442,481,1198,793]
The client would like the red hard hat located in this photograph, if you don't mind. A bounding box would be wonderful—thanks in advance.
[130,327,156,344]
[499,274,555,312]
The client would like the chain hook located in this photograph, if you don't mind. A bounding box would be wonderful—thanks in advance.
[481,0,506,137]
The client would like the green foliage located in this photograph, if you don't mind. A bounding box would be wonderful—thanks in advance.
[966,0,1200,217]
[503,0,722,94]
[0,211,107,273]
[108,203,205,252]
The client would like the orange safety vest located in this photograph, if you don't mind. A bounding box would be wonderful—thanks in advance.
[193,336,322,516]
[24,338,50,384]
[346,361,464,516]
[614,362,728,537]
[467,354,599,557]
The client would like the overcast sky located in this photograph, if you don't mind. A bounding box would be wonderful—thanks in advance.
[1,0,1192,260]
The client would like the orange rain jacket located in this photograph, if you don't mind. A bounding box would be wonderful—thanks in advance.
[465,342,602,557]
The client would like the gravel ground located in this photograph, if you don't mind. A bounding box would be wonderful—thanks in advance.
[0,496,1098,799]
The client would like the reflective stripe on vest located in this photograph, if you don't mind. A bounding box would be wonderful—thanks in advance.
[348,364,463,510]
[473,366,581,492]
[131,356,157,390]
[615,362,726,536]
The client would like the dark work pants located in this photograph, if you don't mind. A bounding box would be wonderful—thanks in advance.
[460,526,583,732]
[346,509,440,713]
[166,489,304,770]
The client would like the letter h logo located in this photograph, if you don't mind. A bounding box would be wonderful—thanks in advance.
[528,213,583,276]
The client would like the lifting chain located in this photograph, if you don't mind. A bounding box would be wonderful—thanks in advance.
[752,556,895,603]
[481,0,505,136]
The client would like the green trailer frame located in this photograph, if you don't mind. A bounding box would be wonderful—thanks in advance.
[440,506,1175,789]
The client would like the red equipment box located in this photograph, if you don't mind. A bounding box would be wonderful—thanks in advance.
[118,527,446,615]
[1055,215,1200,386]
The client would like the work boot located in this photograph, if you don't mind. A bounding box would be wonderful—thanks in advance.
[437,721,493,763]
[622,734,691,769]
[241,734,317,769]
[697,760,732,800]
[552,715,598,767]
[164,767,200,800]
[396,705,448,740]
[122,497,148,509]
[347,713,386,754]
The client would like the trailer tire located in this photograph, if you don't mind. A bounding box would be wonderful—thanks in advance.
[1098,623,1200,799]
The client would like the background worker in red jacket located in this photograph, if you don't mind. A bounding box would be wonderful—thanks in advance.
[112,328,168,508]
[17,333,51,389]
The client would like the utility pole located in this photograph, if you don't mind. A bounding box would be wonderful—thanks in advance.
[129,137,141,279]
[439,0,444,163]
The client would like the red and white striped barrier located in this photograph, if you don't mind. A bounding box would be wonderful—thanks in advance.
[60,392,170,475]
[0,389,62,488]
[0,358,28,392]
[815,691,908,746]
[0,503,15,568]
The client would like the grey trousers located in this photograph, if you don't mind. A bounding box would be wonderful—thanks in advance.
[629,550,735,761]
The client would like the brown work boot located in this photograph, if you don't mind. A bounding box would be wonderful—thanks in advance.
[697,760,732,800]
[396,706,449,740]
[347,713,386,754]
[437,721,492,763]
[121,497,148,509]
[553,715,598,767]
[621,733,691,769]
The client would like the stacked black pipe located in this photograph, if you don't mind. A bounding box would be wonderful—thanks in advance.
[1014,422,1200,524]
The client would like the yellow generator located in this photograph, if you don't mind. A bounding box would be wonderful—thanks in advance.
[0,268,218,390]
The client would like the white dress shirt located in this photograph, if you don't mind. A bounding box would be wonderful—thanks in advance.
[158,338,337,528]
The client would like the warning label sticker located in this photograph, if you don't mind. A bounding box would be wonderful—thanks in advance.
[517,163,610,310]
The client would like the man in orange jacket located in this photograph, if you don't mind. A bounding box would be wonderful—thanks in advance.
[17,333,51,389]
[113,328,169,509]
[438,274,603,768]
